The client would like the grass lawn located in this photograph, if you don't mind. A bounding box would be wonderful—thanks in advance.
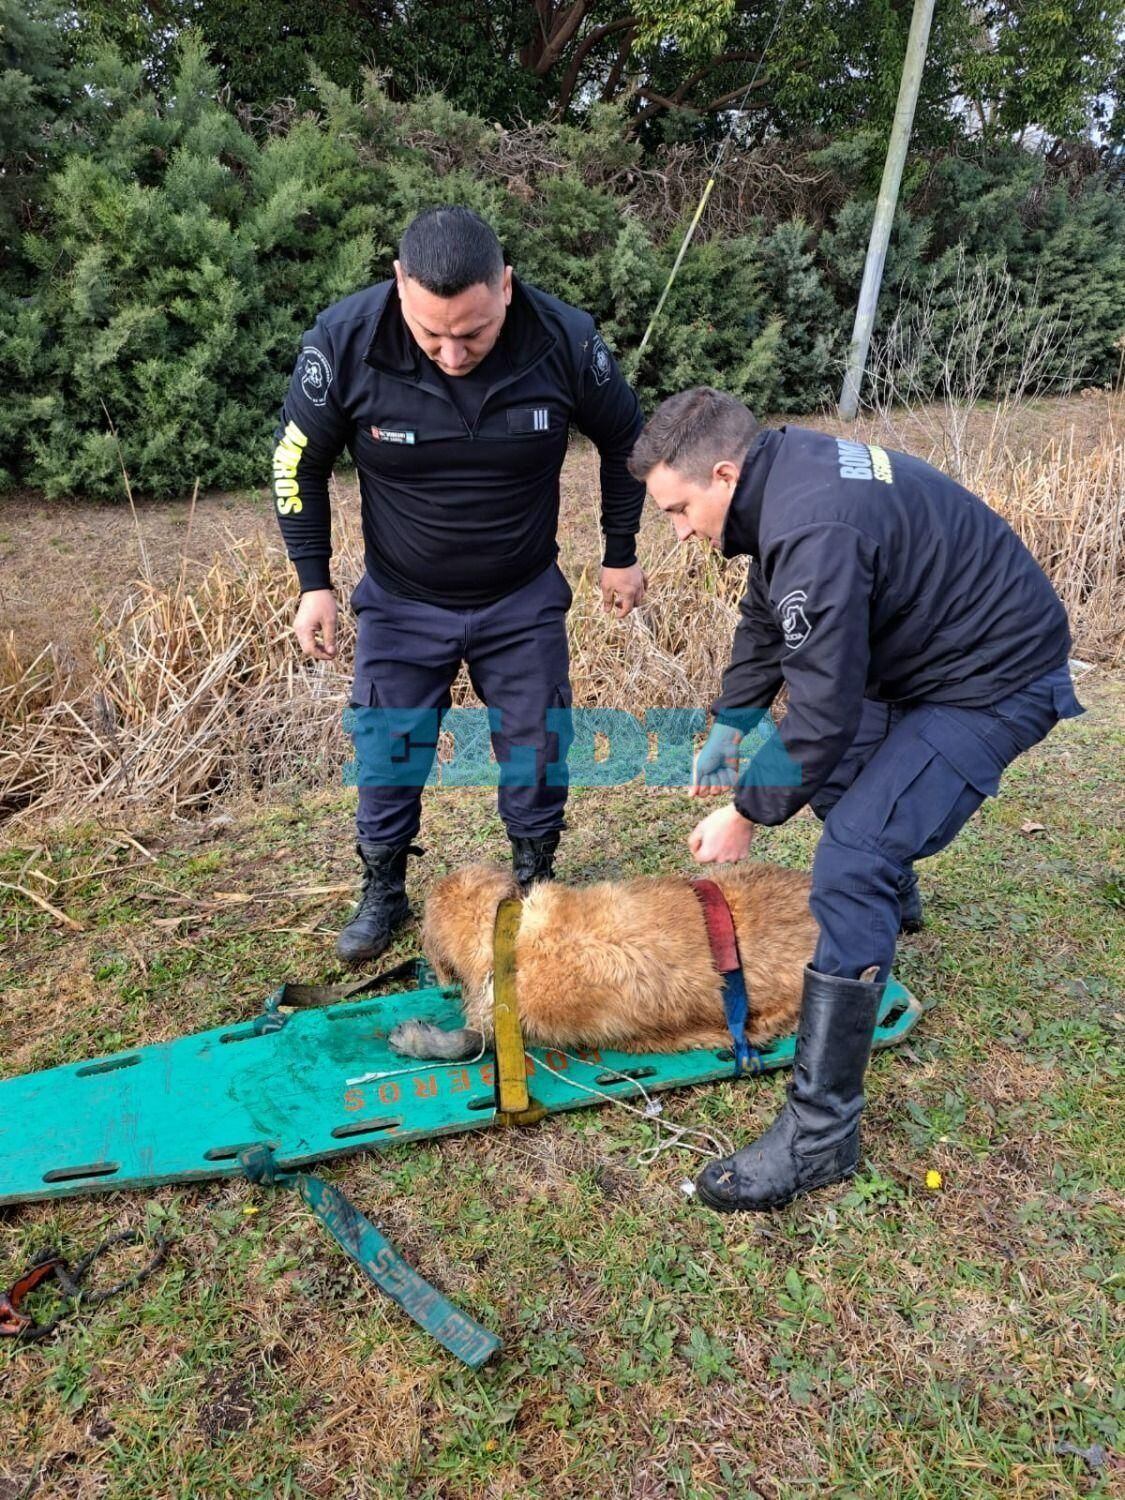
[1,675,1122,1499]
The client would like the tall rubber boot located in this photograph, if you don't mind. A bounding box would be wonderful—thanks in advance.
[899,866,924,934]
[510,832,560,894]
[696,966,884,1212]
[335,842,413,963]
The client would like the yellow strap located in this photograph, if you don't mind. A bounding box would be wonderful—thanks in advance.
[492,898,530,1116]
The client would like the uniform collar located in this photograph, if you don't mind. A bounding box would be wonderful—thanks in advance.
[363,275,555,381]
[719,428,784,560]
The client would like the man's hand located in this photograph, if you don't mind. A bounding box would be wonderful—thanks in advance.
[689,803,756,863]
[600,563,647,619]
[690,722,743,797]
[294,589,338,660]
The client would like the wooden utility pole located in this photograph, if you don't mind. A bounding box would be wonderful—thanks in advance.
[838,0,936,420]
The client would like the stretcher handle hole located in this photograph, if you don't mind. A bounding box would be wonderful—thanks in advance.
[467,1096,497,1112]
[323,1001,384,1021]
[204,1139,280,1161]
[42,1161,121,1183]
[878,1000,908,1028]
[330,1116,403,1139]
[594,1067,658,1085]
[75,1054,141,1077]
[219,1027,265,1044]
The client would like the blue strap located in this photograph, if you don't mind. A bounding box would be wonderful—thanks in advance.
[721,969,761,1076]
[240,1145,500,1369]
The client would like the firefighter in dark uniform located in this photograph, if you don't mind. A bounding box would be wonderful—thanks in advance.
[274,207,646,961]
[629,387,1083,1212]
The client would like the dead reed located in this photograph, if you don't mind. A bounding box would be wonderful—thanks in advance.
[961,432,1123,662]
[1,424,1121,824]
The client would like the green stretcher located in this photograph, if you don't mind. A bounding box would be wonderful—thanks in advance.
[0,972,928,1207]
[0,970,930,1366]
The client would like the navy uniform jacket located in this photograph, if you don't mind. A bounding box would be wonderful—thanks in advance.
[272,277,645,605]
[714,427,1071,825]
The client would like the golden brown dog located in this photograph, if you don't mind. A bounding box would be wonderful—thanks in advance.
[388,862,817,1062]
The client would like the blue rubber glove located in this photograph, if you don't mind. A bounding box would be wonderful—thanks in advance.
[691,722,744,795]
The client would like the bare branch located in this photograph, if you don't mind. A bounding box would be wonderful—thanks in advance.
[529,1,597,78]
[555,16,637,116]
[632,69,769,125]
[600,24,637,102]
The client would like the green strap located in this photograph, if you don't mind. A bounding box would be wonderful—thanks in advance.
[254,959,428,1035]
[239,1145,500,1370]
[270,957,421,1009]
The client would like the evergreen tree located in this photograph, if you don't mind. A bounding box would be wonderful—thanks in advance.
[2,30,1122,502]
[0,0,89,277]
[2,34,381,498]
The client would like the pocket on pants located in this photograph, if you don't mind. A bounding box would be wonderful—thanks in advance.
[916,712,1004,797]
[349,571,379,614]
[989,665,1083,744]
[858,743,986,866]
[544,683,574,789]
[1050,673,1084,720]
[350,676,379,709]
[827,713,985,868]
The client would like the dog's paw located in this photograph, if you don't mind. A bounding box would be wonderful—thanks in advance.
[388,1021,484,1061]
[388,1020,441,1058]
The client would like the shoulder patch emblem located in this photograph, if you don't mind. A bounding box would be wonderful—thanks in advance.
[590,333,612,387]
[298,346,333,407]
[779,589,812,650]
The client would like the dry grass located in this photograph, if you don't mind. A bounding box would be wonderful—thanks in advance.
[856,404,1124,662]
[963,431,1123,661]
[1,398,1122,825]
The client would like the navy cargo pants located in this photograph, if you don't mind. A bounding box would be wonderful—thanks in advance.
[806,664,1083,981]
[349,562,573,845]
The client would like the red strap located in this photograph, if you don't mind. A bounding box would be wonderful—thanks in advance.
[0,1258,62,1338]
[690,879,740,974]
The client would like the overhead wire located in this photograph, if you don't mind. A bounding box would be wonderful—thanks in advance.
[635,0,794,361]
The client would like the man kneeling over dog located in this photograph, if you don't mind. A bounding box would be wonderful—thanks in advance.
[628,389,1082,1213]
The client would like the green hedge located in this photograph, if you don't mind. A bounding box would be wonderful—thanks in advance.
[2,30,1123,500]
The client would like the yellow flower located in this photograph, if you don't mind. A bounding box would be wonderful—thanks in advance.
[925,1169,943,1191]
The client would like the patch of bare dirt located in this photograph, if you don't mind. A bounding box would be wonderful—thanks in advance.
[197,1371,255,1445]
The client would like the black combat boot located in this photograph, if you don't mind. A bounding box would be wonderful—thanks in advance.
[899,866,924,934]
[335,842,414,963]
[510,832,560,893]
[696,966,885,1212]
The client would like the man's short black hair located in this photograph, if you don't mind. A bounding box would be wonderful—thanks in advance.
[629,387,759,484]
[398,206,505,298]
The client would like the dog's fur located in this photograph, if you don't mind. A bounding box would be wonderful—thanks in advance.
[388,862,817,1062]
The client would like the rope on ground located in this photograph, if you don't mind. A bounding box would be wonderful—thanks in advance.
[529,1048,735,1166]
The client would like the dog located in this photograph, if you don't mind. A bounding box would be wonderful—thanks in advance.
[388,862,818,1062]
